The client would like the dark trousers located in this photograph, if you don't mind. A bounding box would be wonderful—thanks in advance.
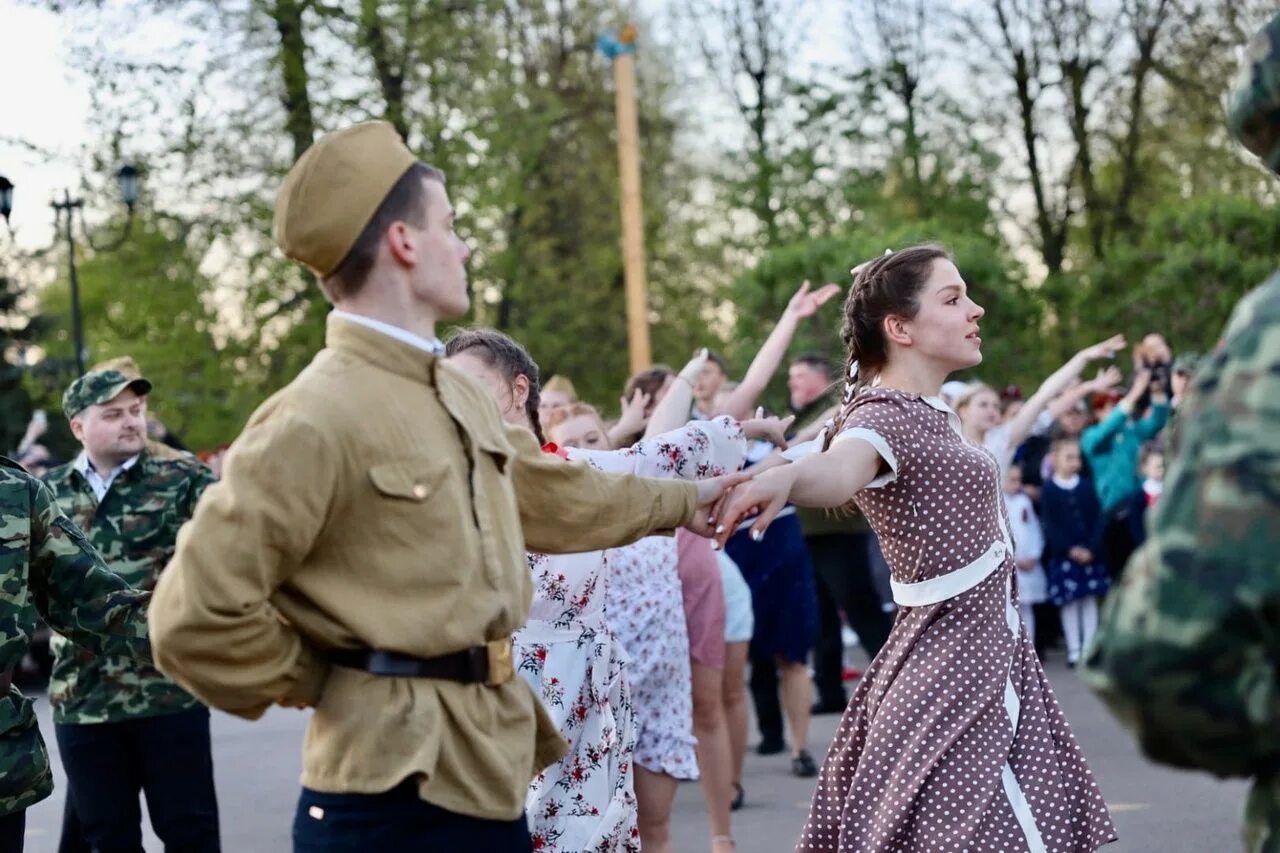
[750,647,783,743]
[55,706,219,853]
[0,810,24,853]
[293,783,532,852]
[808,533,894,706]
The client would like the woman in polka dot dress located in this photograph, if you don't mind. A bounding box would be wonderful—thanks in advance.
[713,245,1117,852]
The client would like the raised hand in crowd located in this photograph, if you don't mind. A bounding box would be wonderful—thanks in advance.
[712,280,840,420]
[606,387,652,448]
[786,279,842,320]
[740,408,795,448]
[990,334,1128,462]
[15,409,48,455]
[1048,366,1124,420]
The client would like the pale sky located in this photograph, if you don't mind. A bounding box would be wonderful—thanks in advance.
[0,0,857,252]
[1,0,95,251]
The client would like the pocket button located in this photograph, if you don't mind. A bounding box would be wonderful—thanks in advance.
[412,484,428,499]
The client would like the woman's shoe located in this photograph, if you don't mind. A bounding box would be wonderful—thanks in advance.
[792,750,818,777]
[730,782,745,811]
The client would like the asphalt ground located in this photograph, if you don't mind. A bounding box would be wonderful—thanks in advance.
[22,655,1248,852]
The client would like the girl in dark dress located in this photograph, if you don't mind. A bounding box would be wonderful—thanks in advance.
[1040,437,1111,668]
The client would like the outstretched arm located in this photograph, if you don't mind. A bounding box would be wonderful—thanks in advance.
[1047,367,1122,420]
[712,435,883,546]
[714,281,841,420]
[1005,335,1126,449]
[645,350,706,438]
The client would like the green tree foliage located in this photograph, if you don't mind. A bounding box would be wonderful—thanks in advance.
[35,215,256,451]
[727,218,1037,414]
[1068,196,1280,357]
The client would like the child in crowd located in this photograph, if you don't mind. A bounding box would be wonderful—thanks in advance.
[1001,465,1048,654]
[1041,436,1111,667]
[1127,442,1165,548]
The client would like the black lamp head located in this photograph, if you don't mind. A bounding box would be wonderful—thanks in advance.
[116,164,139,209]
[0,176,13,225]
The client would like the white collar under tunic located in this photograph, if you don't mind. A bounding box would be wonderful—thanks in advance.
[331,310,446,356]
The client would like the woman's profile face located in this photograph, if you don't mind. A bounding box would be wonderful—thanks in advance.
[550,413,610,450]
[447,351,520,425]
[899,259,986,373]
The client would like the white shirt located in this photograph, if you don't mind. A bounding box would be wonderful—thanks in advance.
[74,452,142,502]
[331,310,445,356]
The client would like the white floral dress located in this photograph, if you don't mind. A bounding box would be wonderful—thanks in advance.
[519,417,746,852]
[603,419,748,779]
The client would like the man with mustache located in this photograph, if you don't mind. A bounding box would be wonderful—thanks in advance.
[42,368,220,852]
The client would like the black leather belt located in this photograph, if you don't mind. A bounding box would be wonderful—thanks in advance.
[327,639,514,687]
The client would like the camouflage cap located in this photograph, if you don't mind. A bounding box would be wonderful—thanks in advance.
[1228,12,1280,174]
[63,369,152,419]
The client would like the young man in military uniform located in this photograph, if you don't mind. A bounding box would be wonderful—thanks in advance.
[149,121,742,851]
[1082,13,1280,853]
[42,368,219,851]
[0,460,151,852]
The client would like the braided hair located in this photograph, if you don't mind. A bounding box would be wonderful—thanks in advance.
[444,327,547,444]
[820,243,953,451]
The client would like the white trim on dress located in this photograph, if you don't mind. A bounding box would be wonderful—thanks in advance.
[889,540,1007,607]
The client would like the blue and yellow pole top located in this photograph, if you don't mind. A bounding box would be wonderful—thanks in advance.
[597,23,638,59]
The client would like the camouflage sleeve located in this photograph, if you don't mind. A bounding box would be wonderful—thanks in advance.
[183,459,218,517]
[28,477,152,662]
[1081,277,1280,780]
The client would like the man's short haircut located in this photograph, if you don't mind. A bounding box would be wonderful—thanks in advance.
[791,352,832,378]
[322,162,445,302]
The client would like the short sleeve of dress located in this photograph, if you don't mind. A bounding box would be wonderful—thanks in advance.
[784,390,907,490]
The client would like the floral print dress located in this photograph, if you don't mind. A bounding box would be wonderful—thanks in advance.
[519,417,746,852]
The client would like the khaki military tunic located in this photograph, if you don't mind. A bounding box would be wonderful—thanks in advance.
[150,315,697,820]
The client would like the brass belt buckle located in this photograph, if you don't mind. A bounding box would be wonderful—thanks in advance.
[485,638,514,686]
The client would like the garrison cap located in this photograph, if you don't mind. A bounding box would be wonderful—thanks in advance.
[273,121,419,277]
[1229,12,1280,174]
[63,369,152,419]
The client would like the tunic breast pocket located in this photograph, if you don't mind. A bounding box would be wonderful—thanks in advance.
[368,460,451,506]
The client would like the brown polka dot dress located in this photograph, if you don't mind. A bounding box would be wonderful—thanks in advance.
[794,388,1117,853]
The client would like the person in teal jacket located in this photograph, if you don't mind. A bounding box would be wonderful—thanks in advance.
[1080,366,1169,577]
[1080,367,1170,513]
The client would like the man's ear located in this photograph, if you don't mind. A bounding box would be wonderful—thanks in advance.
[385,221,417,267]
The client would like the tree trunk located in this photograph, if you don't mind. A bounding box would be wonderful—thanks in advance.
[271,0,316,164]
[358,0,409,140]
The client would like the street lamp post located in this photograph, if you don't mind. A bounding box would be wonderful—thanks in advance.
[0,165,140,376]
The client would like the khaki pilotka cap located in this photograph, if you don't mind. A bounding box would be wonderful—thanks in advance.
[273,121,418,276]
[63,369,152,419]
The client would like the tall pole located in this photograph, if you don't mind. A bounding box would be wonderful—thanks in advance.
[56,191,87,376]
[608,30,652,374]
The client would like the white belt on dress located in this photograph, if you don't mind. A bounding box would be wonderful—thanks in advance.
[890,540,1009,607]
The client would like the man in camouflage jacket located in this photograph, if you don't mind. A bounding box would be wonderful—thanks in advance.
[0,459,150,851]
[1082,12,1280,853]
[42,367,218,851]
